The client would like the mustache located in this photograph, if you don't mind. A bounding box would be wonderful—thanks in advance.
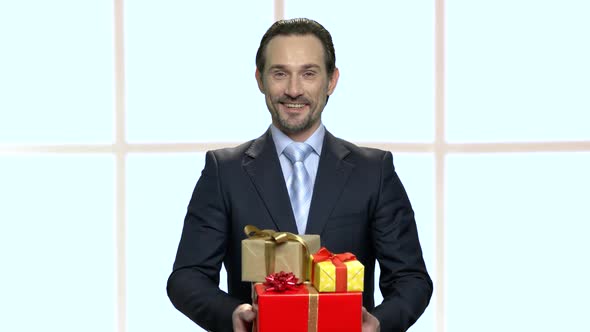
[276,96,311,104]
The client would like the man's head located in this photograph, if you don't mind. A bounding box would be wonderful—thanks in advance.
[256,18,337,79]
[255,18,339,142]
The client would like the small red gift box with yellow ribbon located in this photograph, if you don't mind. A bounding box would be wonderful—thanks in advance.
[311,247,365,292]
[252,272,362,332]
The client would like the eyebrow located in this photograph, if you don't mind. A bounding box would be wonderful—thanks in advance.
[268,64,322,71]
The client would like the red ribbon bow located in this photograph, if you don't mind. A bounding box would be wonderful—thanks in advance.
[312,247,356,264]
[263,271,300,292]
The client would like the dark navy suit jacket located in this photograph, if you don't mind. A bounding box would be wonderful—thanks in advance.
[167,129,432,332]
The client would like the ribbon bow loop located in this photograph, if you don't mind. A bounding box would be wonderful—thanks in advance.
[244,225,313,280]
[313,247,356,264]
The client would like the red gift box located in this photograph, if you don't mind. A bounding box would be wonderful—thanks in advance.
[252,283,362,332]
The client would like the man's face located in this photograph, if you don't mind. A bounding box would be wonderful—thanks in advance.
[256,34,339,141]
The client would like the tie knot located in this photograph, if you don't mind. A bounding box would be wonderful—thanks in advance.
[283,142,313,164]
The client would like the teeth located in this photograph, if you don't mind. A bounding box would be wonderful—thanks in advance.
[285,103,305,108]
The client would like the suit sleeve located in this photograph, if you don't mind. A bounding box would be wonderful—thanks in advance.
[371,151,433,331]
[166,151,241,332]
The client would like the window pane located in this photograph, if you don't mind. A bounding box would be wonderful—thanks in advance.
[125,1,274,143]
[127,153,229,332]
[0,155,115,332]
[447,1,590,142]
[0,1,114,144]
[286,0,435,142]
[447,153,590,331]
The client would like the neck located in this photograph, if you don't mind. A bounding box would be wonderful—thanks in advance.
[288,131,313,142]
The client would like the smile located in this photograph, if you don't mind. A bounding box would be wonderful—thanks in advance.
[283,103,306,108]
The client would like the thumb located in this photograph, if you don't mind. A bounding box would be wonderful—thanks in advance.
[362,307,369,320]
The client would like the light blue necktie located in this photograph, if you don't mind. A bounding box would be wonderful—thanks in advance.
[283,142,314,234]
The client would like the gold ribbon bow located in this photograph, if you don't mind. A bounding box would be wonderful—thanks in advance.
[244,225,312,280]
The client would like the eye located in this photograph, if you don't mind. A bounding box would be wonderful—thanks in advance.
[272,71,287,79]
[303,71,317,79]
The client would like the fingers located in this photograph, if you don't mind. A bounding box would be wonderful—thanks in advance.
[232,304,256,332]
[239,306,256,322]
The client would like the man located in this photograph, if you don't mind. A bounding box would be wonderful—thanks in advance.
[167,18,432,332]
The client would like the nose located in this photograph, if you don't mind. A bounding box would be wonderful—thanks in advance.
[285,76,303,98]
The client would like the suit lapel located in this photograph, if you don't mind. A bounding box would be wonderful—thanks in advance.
[242,130,299,234]
[306,131,354,235]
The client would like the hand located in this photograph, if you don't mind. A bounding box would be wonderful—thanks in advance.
[362,307,381,332]
[232,303,256,332]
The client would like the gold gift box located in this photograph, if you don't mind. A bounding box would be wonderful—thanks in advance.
[241,232,320,282]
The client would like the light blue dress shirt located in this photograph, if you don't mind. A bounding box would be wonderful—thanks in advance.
[270,123,325,202]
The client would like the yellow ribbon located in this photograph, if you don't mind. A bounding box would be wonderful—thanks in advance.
[244,225,312,280]
[306,283,319,332]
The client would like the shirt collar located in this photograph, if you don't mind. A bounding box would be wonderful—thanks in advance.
[270,123,325,157]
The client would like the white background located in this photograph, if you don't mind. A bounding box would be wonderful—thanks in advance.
[1,1,589,331]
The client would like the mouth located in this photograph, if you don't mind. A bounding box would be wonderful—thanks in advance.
[282,103,306,109]
[279,102,309,114]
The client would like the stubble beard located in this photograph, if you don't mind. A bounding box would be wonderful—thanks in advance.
[272,105,318,135]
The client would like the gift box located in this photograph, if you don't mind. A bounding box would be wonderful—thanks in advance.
[241,225,320,282]
[312,247,364,292]
[252,282,362,332]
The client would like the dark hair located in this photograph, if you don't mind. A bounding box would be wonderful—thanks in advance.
[256,18,336,77]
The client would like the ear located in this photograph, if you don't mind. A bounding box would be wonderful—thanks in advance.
[255,68,265,93]
[327,67,340,95]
